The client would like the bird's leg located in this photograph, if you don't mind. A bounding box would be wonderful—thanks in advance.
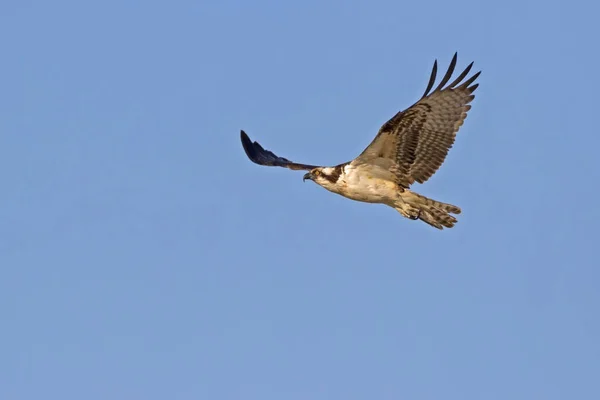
[406,205,421,220]
[395,203,421,220]
[408,211,420,220]
[408,208,422,220]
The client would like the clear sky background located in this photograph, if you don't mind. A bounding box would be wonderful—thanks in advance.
[1,1,599,399]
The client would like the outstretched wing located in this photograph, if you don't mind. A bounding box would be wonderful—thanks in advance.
[240,130,319,171]
[354,53,480,188]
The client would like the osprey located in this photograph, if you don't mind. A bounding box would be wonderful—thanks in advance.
[241,53,480,229]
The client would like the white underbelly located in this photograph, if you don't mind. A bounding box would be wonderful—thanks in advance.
[336,176,400,204]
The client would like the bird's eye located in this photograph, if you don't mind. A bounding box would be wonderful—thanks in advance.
[314,170,320,176]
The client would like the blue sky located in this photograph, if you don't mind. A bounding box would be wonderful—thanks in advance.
[1,0,599,399]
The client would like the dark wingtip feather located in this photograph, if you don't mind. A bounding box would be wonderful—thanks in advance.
[240,130,258,160]
[448,61,474,88]
[240,130,273,165]
[433,52,458,92]
[422,59,438,98]
[239,130,316,170]
[459,70,481,90]
[240,129,250,148]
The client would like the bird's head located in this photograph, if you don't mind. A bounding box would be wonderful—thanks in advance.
[303,167,340,187]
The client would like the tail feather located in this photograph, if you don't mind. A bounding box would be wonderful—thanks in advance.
[405,191,462,215]
[418,206,458,229]
[395,190,461,230]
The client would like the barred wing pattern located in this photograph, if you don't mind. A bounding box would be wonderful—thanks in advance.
[240,130,319,171]
[355,53,480,188]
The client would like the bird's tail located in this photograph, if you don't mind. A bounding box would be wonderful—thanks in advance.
[395,190,461,230]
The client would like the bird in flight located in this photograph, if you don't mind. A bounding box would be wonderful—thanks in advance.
[240,53,480,229]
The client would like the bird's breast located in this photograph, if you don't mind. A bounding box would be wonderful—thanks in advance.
[327,168,400,204]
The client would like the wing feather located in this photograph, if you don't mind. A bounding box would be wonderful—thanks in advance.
[240,130,319,171]
[354,53,480,188]
[421,60,438,98]
[432,52,457,92]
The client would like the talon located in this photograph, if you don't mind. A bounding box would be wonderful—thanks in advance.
[410,209,421,220]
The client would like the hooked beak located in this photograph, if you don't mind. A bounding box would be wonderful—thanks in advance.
[303,172,313,182]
